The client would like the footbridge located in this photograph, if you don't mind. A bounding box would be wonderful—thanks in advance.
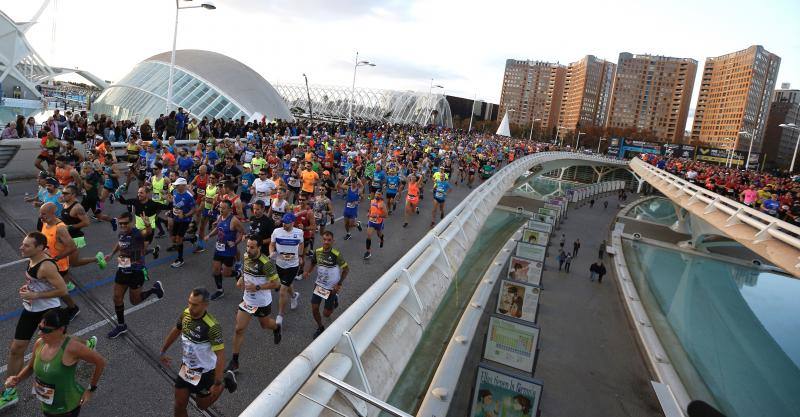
[629,157,800,277]
[241,152,631,417]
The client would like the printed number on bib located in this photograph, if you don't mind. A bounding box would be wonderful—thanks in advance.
[281,253,294,260]
[178,364,202,385]
[173,207,182,216]
[215,241,226,252]
[313,285,331,300]
[32,378,55,405]
[346,202,356,208]
[153,192,161,201]
[239,301,258,314]
[118,256,132,268]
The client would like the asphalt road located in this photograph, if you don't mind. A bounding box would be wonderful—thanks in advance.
[0,174,477,417]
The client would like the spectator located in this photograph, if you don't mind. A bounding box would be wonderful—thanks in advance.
[1,122,19,139]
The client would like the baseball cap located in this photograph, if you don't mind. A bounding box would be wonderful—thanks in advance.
[323,170,330,175]
[45,177,59,187]
[174,177,188,186]
[243,163,252,169]
[290,157,298,162]
[281,212,296,223]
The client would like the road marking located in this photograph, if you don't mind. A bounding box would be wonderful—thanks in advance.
[0,297,162,374]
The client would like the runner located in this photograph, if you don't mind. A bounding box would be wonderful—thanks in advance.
[293,195,316,258]
[342,179,363,240]
[269,213,304,325]
[39,203,80,320]
[402,173,423,228]
[251,168,276,207]
[159,288,237,417]
[59,185,104,277]
[0,232,69,411]
[193,172,220,254]
[364,191,387,260]
[311,185,335,237]
[102,211,165,338]
[226,236,282,373]
[385,167,403,215]
[268,187,289,225]
[116,186,171,260]
[205,200,245,301]
[431,172,451,227]
[303,231,349,339]
[149,163,171,238]
[4,308,106,416]
[248,200,276,254]
[169,178,196,268]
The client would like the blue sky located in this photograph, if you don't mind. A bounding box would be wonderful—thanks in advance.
[4,0,798,108]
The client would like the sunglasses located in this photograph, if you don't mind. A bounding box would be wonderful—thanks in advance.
[38,324,58,334]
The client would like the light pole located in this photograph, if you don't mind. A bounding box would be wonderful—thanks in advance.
[302,73,313,124]
[467,92,477,133]
[348,52,376,125]
[597,136,607,153]
[724,137,734,167]
[738,130,755,170]
[166,0,216,114]
[429,79,444,125]
[528,118,542,141]
[555,125,563,146]
[575,131,586,150]
[779,123,800,172]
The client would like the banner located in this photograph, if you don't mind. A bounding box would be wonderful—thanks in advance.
[521,228,549,246]
[527,220,552,234]
[662,143,695,159]
[538,208,559,220]
[508,256,543,286]
[496,279,540,324]
[470,363,543,417]
[483,316,540,373]
[544,203,562,216]
[515,242,546,261]
[695,147,759,166]
[530,213,554,225]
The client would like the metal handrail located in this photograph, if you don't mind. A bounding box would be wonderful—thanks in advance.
[630,157,800,267]
[241,152,628,417]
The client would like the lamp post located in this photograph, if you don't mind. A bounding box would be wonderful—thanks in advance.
[738,130,755,170]
[779,123,800,172]
[302,73,313,124]
[166,0,216,114]
[528,118,542,141]
[467,92,477,133]
[429,79,444,125]
[348,52,376,125]
[575,131,586,150]
[597,136,607,154]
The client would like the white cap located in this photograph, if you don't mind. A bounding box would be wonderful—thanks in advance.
[174,177,188,186]
[290,157,298,162]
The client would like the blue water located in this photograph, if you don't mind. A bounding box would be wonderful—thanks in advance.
[629,197,678,226]
[624,240,800,417]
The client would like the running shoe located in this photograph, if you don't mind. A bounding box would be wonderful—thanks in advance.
[67,306,80,322]
[186,235,198,245]
[290,292,299,310]
[109,193,115,204]
[0,388,18,411]
[402,222,408,228]
[210,290,225,301]
[273,324,282,344]
[363,251,371,260]
[152,281,165,299]
[343,233,352,241]
[0,174,8,197]
[153,245,160,259]
[86,336,98,350]
[95,252,107,269]
[380,236,384,248]
[66,282,76,291]
[415,207,420,214]
[356,221,362,232]
[276,314,284,326]
[313,326,325,339]
[110,218,117,231]
[170,259,184,268]
[225,360,239,373]
[107,324,128,339]
[166,244,176,252]
[234,261,242,276]
[224,370,238,393]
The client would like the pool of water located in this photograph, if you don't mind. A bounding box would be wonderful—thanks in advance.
[628,197,679,226]
[518,176,580,200]
[623,240,800,417]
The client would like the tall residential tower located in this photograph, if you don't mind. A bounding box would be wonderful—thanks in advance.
[497,59,566,135]
[557,55,616,136]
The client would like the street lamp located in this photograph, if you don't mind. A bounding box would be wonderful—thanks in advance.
[597,137,607,153]
[428,80,444,125]
[575,131,586,150]
[348,52,376,125]
[779,123,800,172]
[528,118,542,141]
[738,130,755,170]
[302,73,313,124]
[166,0,216,114]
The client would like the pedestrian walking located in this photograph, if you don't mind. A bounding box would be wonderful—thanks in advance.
[557,250,566,271]
[589,260,603,282]
[598,240,606,259]
[603,200,608,209]
[597,261,607,283]
[559,234,566,249]
[572,239,580,257]
[564,253,572,272]
[589,198,595,208]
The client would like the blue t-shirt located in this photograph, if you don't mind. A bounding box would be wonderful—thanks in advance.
[172,190,195,222]
[240,172,256,195]
[433,181,450,201]
[386,175,400,194]
[177,156,194,172]
[207,150,219,165]
[371,170,386,188]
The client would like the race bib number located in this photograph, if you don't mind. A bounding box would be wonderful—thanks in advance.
[346,201,357,209]
[241,179,248,185]
[239,301,258,314]
[281,253,295,261]
[256,191,266,197]
[313,285,331,300]
[172,207,182,216]
[314,212,323,220]
[152,192,161,201]
[32,378,55,405]
[118,256,131,268]
[178,364,202,386]
[369,216,378,222]
[215,241,226,252]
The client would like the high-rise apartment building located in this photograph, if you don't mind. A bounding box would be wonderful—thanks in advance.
[497,59,566,134]
[690,45,781,152]
[774,83,800,105]
[557,55,616,135]
[606,53,697,143]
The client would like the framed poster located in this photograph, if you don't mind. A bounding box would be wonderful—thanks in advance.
[521,228,548,246]
[544,203,562,215]
[538,207,559,220]
[515,242,545,262]
[527,220,552,234]
[470,363,543,417]
[508,256,543,286]
[530,213,554,225]
[496,279,541,323]
[483,315,540,373]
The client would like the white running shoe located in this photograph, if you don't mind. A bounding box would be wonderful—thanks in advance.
[276,314,284,325]
[290,291,300,310]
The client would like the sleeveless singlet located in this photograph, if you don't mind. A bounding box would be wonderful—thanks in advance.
[55,167,73,186]
[215,214,237,257]
[23,259,61,312]
[60,202,84,238]
[151,176,166,203]
[41,221,69,272]
[368,200,386,224]
[33,337,84,415]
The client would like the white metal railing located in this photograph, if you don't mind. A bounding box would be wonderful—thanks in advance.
[241,152,627,417]
[568,180,626,203]
[630,157,800,270]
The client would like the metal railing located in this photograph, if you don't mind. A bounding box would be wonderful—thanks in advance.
[630,157,800,271]
[241,152,628,417]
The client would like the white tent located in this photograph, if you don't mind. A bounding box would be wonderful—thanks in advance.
[496,111,511,137]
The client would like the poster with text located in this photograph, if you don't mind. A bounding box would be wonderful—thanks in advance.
[508,256,543,286]
[496,279,540,323]
[470,363,543,417]
[527,220,552,234]
[530,213,554,225]
[515,242,545,262]
[483,316,540,373]
[538,208,559,220]
[521,228,548,246]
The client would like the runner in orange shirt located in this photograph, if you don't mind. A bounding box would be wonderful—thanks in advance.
[363,191,387,260]
[402,174,422,228]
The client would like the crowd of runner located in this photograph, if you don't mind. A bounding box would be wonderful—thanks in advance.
[1,108,549,416]
[640,153,800,225]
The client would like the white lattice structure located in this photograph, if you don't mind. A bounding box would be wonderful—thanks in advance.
[275,84,453,128]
